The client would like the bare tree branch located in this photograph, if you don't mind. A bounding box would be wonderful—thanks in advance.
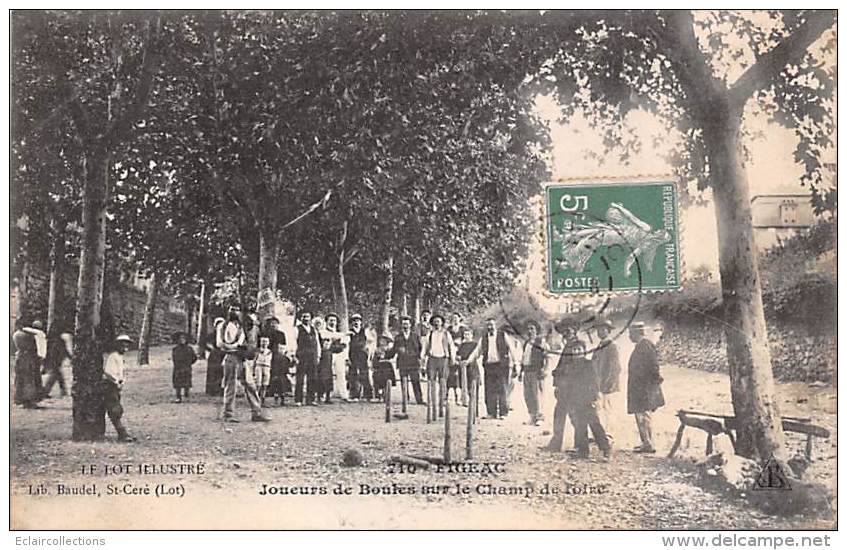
[728,10,836,107]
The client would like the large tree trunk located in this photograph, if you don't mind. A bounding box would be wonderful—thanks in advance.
[46,230,65,332]
[137,272,158,366]
[413,289,422,325]
[196,278,208,351]
[257,230,279,322]
[707,103,786,462]
[72,152,108,441]
[336,253,350,333]
[379,255,394,335]
[401,292,409,317]
[335,222,351,333]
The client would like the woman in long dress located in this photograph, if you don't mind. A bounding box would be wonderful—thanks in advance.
[12,319,42,408]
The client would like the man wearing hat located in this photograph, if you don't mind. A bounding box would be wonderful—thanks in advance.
[394,315,424,405]
[348,313,372,401]
[519,320,548,426]
[566,338,612,459]
[592,319,622,439]
[543,322,580,452]
[102,334,136,442]
[294,311,321,406]
[323,313,349,401]
[372,332,397,400]
[460,317,514,419]
[218,305,269,422]
[421,313,456,417]
[627,322,665,453]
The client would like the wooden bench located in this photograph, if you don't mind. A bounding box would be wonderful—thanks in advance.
[667,409,830,459]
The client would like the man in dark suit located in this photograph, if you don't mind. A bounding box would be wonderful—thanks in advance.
[627,322,665,453]
[348,313,371,401]
[394,315,424,405]
[294,311,321,406]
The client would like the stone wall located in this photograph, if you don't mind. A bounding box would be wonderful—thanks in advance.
[12,260,188,347]
[658,319,835,384]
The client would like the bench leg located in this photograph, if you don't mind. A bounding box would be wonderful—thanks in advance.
[805,435,814,460]
[667,424,686,458]
[726,431,737,453]
[706,434,714,455]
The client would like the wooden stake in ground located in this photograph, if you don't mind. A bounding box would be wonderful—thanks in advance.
[460,362,468,407]
[401,376,408,414]
[426,376,434,424]
[439,369,447,418]
[385,380,392,423]
[466,381,476,460]
[444,391,452,463]
[473,378,480,424]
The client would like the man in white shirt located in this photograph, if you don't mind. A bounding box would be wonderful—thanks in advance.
[102,334,136,442]
[460,318,516,419]
[218,305,269,422]
[421,314,456,418]
[324,313,349,401]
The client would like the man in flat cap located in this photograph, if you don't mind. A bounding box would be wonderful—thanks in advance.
[627,322,665,453]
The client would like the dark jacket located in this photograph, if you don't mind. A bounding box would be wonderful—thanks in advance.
[627,337,665,413]
[172,344,197,388]
[372,347,397,388]
[348,330,369,369]
[394,331,422,373]
[318,336,345,381]
[480,331,511,371]
[565,357,601,409]
[44,332,71,372]
[592,340,621,394]
[521,337,547,375]
[296,325,320,364]
[457,341,480,381]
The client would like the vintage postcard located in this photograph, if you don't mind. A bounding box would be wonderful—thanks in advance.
[8,9,837,532]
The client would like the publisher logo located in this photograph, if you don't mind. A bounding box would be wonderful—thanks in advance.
[753,456,792,491]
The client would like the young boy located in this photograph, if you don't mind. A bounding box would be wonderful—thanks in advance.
[171,332,197,403]
[372,333,397,401]
[254,336,273,406]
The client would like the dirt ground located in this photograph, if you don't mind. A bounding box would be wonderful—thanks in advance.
[10,339,836,530]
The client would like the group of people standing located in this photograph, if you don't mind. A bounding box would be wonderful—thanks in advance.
[12,316,138,443]
[541,320,666,460]
[14,306,666,456]
[12,318,72,409]
[195,303,666,462]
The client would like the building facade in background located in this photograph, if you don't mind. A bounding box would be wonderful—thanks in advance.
[751,193,815,250]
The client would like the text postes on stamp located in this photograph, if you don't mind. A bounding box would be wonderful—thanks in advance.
[545,180,681,294]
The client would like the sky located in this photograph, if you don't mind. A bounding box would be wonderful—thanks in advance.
[523,92,834,315]
[536,101,822,272]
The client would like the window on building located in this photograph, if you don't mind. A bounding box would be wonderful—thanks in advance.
[779,200,798,225]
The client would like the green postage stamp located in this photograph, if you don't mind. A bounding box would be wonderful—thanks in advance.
[545,180,681,294]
